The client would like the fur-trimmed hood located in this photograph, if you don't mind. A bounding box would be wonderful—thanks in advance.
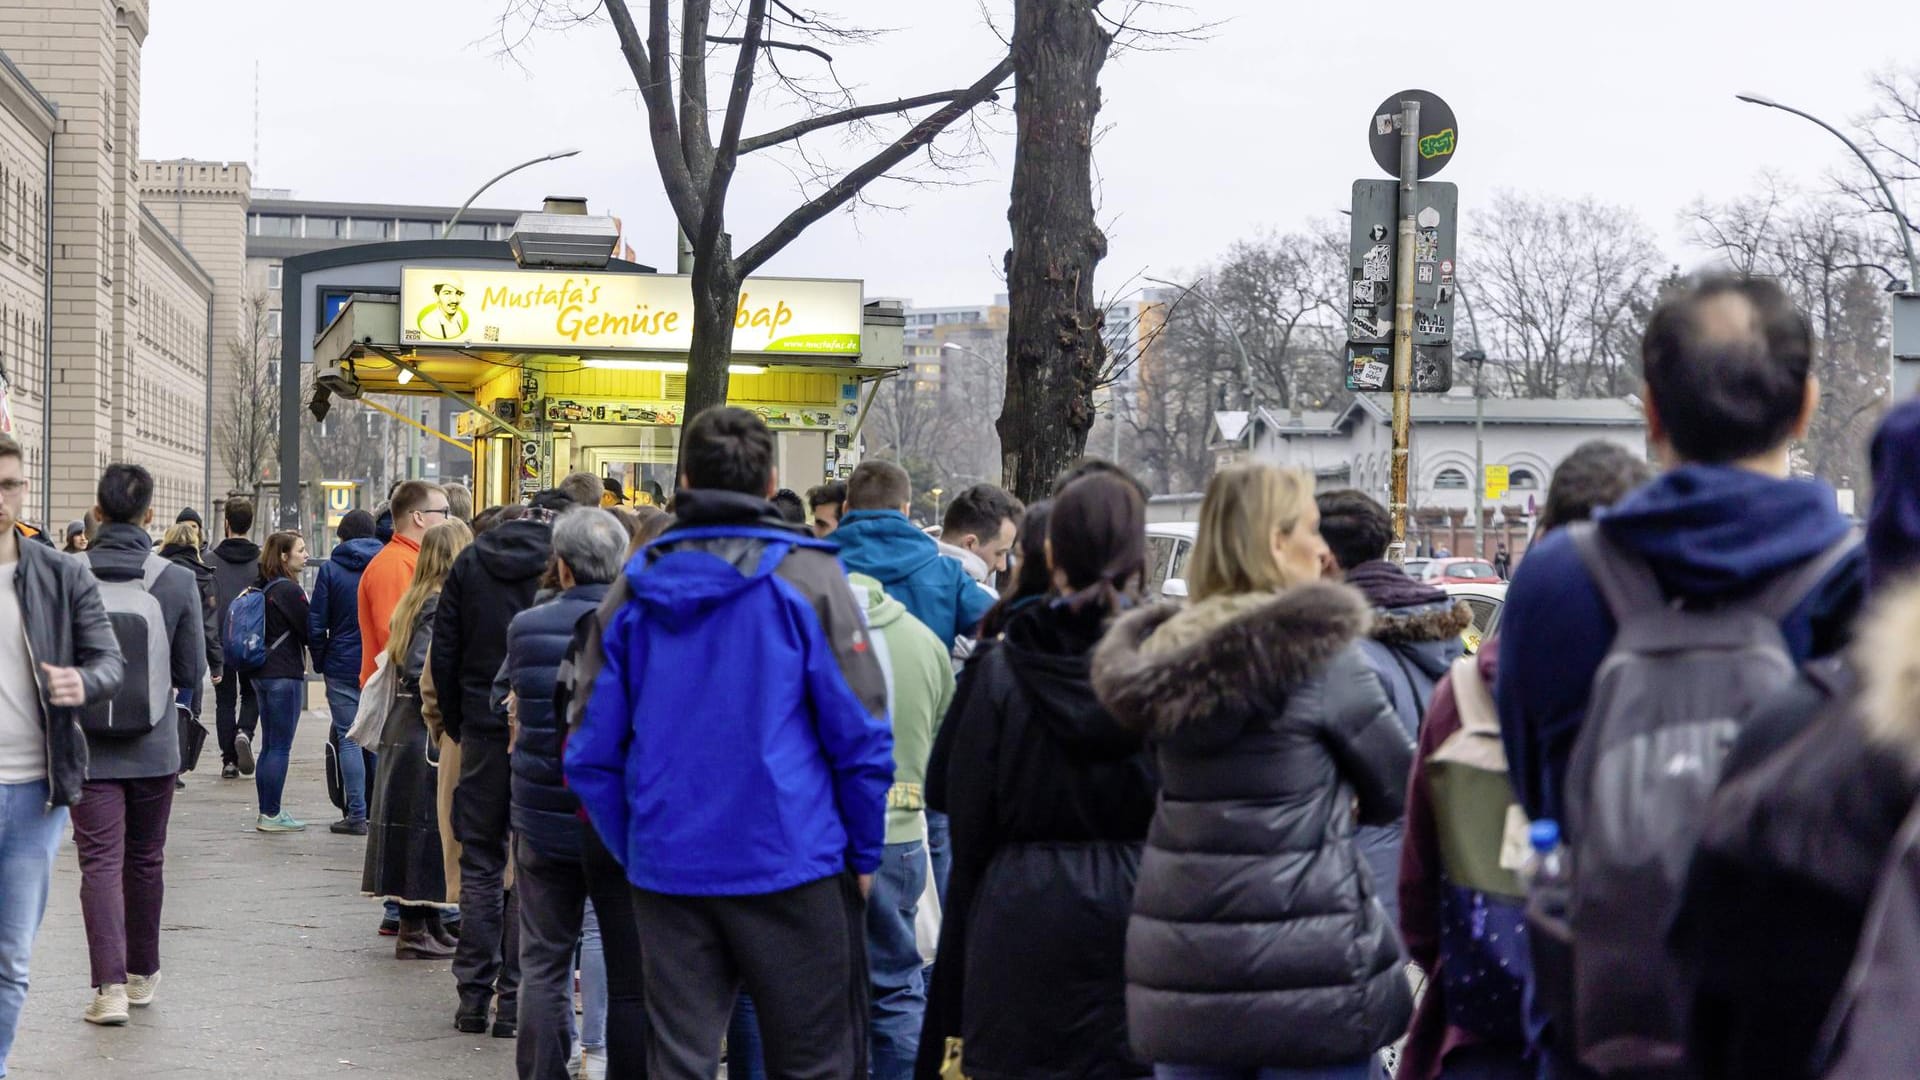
[1370,599,1474,647]
[1857,576,1920,763]
[1093,582,1372,743]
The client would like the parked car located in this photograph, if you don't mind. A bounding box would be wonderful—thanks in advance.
[1419,557,1504,585]
[1443,581,1507,653]
[1146,521,1198,600]
[1403,557,1431,581]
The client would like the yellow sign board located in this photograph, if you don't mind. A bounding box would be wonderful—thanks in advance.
[1484,464,1510,501]
[399,267,863,357]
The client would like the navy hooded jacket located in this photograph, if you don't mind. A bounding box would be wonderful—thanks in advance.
[509,582,609,863]
[308,536,384,681]
[1496,464,1864,827]
[833,509,995,647]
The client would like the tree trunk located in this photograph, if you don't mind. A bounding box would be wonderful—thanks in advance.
[681,235,741,459]
[996,0,1111,504]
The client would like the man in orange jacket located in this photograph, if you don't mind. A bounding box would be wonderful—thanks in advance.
[357,480,450,686]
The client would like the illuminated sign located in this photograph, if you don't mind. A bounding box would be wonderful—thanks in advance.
[399,267,863,356]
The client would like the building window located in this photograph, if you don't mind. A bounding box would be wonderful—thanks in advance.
[396,220,437,240]
[304,216,344,239]
[255,214,296,237]
[266,263,282,290]
[350,218,392,240]
[1510,468,1540,490]
[446,222,485,240]
[1434,468,1469,490]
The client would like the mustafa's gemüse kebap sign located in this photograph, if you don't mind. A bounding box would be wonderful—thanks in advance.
[400,267,864,356]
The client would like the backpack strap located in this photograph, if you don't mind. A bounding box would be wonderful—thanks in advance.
[1567,521,1666,622]
[1748,532,1860,624]
[139,554,170,591]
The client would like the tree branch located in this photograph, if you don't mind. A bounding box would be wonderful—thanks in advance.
[698,0,768,263]
[605,0,702,235]
[680,0,716,191]
[734,53,1013,275]
[739,82,1008,154]
[710,33,833,62]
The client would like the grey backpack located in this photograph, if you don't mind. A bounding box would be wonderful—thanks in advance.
[1544,522,1856,1077]
[82,554,172,740]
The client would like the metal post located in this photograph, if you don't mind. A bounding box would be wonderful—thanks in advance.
[1473,354,1485,558]
[1387,99,1420,561]
[677,226,695,274]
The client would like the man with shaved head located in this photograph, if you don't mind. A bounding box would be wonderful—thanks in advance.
[1495,275,1865,1074]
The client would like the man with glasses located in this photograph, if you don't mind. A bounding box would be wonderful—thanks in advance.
[357,481,449,687]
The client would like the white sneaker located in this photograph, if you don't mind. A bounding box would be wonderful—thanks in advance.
[85,984,130,1025]
[234,732,256,776]
[126,971,160,1006]
[581,1049,607,1080]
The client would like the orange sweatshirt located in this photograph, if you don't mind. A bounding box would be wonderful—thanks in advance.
[357,534,420,686]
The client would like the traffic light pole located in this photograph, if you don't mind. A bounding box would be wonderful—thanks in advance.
[1388,99,1420,561]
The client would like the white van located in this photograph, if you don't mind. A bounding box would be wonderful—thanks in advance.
[1145,522,1199,601]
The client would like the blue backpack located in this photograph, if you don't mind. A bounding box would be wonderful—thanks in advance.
[223,581,288,673]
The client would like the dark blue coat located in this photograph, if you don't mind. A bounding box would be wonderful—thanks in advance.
[509,582,611,862]
[308,537,384,682]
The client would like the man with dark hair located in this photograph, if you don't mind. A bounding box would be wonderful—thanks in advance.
[567,406,891,1077]
[834,460,995,651]
[1316,488,1469,922]
[437,487,560,1036]
[309,509,385,834]
[807,480,847,538]
[210,498,258,777]
[0,434,123,1073]
[771,488,807,526]
[77,463,206,1025]
[938,484,1022,588]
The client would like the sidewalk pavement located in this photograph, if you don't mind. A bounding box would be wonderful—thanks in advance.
[7,706,514,1079]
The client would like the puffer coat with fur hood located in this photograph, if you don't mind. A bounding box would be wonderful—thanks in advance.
[1092,582,1417,1069]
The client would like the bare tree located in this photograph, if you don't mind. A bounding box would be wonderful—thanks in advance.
[1842,68,1920,271]
[220,289,279,498]
[1465,191,1664,399]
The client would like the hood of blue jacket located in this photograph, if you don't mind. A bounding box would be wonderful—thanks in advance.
[1869,398,1920,589]
[627,532,785,630]
[327,536,384,573]
[1598,464,1849,598]
[831,510,941,585]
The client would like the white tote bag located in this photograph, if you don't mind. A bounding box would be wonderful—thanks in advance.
[345,649,397,748]
[915,814,943,963]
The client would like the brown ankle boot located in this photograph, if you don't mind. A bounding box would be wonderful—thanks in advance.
[396,916,457,960]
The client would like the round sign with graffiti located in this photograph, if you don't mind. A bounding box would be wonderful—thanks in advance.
[1368,89,1458,180]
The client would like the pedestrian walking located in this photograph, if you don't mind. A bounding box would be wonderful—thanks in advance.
[210,498,259,778]
[506,507,628,1079]
[76,463,206,1026]
[1395,441,1652,1080]
[1318,488,1470,924]
[61,519,87,554]
[849,569,956,1080]
[1091,463,1414,1080]
[917,470,1158,1080]
[1497,276,1865,1077]
[246,532,312,832]
[566,405,892,1080]
[0,433,123,1075]
[309,509,384,834]
[437,489,563,1036]
[363,519,471,962]
[158,520,220,730]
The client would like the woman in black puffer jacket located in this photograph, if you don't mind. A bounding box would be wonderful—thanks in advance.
[1093,463,1415,1080]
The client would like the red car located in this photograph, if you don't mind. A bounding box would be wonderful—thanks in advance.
[1418,557,1504,585]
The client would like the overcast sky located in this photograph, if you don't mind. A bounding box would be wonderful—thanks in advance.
[139,1,1920,308]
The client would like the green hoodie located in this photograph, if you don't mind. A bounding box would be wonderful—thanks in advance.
[850,572,957,844]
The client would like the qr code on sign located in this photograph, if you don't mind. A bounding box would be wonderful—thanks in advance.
[484,326,500,343]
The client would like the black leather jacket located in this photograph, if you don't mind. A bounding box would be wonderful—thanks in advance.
[13,538,123,806]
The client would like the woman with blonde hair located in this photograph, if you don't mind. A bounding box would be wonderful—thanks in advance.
[158,521,219,745]
[1092,463,1415,1080]
[364,519,472,959]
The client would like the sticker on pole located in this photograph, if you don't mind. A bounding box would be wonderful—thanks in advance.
[1368,89,1458,180]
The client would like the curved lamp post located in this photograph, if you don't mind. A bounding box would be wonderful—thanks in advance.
[443,148,582,237]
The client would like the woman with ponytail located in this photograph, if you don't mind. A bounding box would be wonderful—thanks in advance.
[916,471,1159,1080]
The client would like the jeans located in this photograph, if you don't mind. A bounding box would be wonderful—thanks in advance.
[323,675,374,820]
[925,811,951,902]
[581,826,648,1077]
[254,677,303,818]
[579,900,606,1053]
[866,840,927,1080]
[71,776,174,989]
[214,671,258,767]
[0,781,67,1078]
[1154,1065,1374,1080]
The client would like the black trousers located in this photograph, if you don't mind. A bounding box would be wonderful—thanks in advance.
[581,826,649,1077]
[631,873,868,1080]
[452,735,520,1008]
[516,838,586,1080]
[214,673,257,767]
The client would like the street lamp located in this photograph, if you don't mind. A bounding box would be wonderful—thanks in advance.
[443,148,583,237]
[929,486,944,524]
[1145,275,1256,409]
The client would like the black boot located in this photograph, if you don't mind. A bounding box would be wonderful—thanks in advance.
[455,990,491,1034]
[395,915,456,961]
[427,913,458,950]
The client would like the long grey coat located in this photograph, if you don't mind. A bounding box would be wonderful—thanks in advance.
[1092,583,1416,1069]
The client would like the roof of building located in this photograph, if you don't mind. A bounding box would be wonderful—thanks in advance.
[1349,394,1644,426]
[136,204,214,293]
[248,197,522,222]
[0,48,57,124]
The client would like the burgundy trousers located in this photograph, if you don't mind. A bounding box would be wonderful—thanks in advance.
[70,776,175,989]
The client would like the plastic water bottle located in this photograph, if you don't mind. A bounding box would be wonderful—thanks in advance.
[1519,818,1565,891]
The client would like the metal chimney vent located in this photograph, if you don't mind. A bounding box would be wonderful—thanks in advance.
[510,197,619,268]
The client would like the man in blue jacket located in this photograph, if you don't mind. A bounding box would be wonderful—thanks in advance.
[1498,276,1864,830]
[833,460,995,651]
[307,509,384,835]
[567,406,892,1079]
